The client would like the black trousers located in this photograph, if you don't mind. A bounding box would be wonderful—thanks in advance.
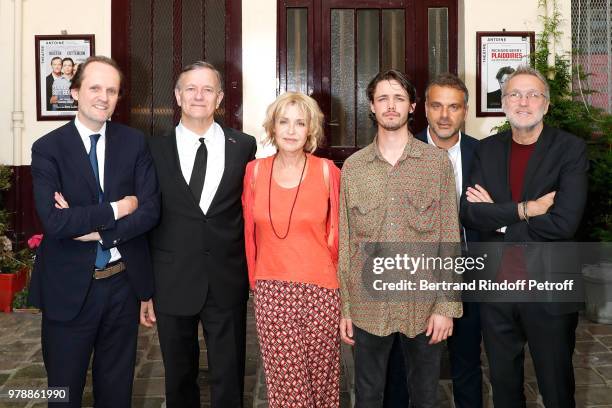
[480,302,578,408]
[384,302,483,408]
[156,294,247,408]
[42,272,139,408]
[354,326,441,408]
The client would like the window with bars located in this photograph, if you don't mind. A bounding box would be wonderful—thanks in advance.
[571,0,612,113]
[111,0,243,135]
[278,0,458,163]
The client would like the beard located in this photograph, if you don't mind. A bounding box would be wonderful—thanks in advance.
[379,115,409,132]
[430,123,461,140]
[503,103,547,132]
[505,110,546,132]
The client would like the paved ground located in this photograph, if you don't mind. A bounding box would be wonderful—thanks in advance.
[0,302,611,407]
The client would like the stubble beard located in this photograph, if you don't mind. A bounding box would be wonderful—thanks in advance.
[506,110,545,133]
[379,116,409,132]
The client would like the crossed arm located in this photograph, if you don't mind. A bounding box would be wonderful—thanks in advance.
[32,139,160,327]
[461,140,588,240]
[52,192,138,241]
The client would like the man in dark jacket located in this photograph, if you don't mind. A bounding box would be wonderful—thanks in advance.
[147,61,256,408]
[30,56,160,407]
[461,65,587,408]
[385,73,482,408]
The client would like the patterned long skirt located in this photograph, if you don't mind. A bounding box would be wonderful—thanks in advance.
[254,279,341,408]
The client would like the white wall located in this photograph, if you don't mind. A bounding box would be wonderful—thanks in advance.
[241,0,573,142]
[242,0,277,156]
[1,0,572,164]
[0,0,111,165]
[0,0,16,165]
[461,0,572,138]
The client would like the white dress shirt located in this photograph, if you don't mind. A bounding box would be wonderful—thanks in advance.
[176,121,226,215]
[74,116,121,262]
[427,127,463,204]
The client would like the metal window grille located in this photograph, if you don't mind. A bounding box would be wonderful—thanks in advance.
[128,0,226,137]
[571,0,612,113]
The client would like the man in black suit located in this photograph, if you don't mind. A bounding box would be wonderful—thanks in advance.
[385,73,482,408]
[461,65,588,407]
[45,56,63,111]
[147,61,257,408]
[487,66,515,109]
[29,56,160,407]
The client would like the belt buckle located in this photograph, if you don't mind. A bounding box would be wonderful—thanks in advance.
[93,261,124,279]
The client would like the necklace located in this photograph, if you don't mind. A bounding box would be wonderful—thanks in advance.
[268,154,307,240]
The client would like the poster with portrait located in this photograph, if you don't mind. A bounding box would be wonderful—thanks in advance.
[476,32,534,117]
[35,35,95,121]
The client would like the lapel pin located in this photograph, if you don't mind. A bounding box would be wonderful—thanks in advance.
[228,137,236,144]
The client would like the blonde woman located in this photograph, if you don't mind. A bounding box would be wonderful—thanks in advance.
[242,92,341,407]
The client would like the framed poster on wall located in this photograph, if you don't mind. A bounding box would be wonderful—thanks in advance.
[476,31,534,117]
[35,34,95,121]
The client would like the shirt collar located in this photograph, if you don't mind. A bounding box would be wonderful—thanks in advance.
[74,116,107,146]
[366,133,423,163]
[177,121,223,145]
[426,127,461,152]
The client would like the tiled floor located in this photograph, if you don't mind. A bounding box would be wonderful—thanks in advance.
[0,304,611,407]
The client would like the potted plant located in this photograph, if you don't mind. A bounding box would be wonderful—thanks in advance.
[0,165,35,312]
[11,234,42,312]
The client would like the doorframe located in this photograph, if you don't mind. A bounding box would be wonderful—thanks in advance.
[110,0,243,130]
[277,0,458,162]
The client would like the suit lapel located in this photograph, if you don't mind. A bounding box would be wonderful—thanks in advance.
[67,121,99,198]
[460,137,472,195]
[103,123,120,198]
[169,130,205,216]
[521,126,552,199]
[501,132,514,201]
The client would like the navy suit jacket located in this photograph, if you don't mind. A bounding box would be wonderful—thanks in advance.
[415,128,479,242]
[29,120,160,321]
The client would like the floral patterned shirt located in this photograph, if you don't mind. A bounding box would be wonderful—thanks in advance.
[338,135,462,338]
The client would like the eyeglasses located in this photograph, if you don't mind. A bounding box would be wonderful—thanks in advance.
[503,91,547,103]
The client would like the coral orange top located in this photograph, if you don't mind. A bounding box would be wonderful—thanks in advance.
[242,154,340,289]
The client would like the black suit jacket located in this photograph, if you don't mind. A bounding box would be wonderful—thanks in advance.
[487,89,502,109]
[415,128,480,243]
[147,126,257,315]
[29,120,160,321]
[45,74,55,111]
[460,126,588,313]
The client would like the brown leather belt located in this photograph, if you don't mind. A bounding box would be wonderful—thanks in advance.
[93,261,126,280]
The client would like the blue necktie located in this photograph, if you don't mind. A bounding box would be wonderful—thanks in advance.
[89,134,111,269]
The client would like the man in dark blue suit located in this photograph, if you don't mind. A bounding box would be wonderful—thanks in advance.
[385,73,482,408]
[29,56,160,407]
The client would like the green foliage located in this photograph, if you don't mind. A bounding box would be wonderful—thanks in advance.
[585,146,612,241]
[0,165,34,274]
[12,288,32,310]
[0,247,34,274]
[0,166,12,237]
[493,0,612,241]
[0,165,12,192]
